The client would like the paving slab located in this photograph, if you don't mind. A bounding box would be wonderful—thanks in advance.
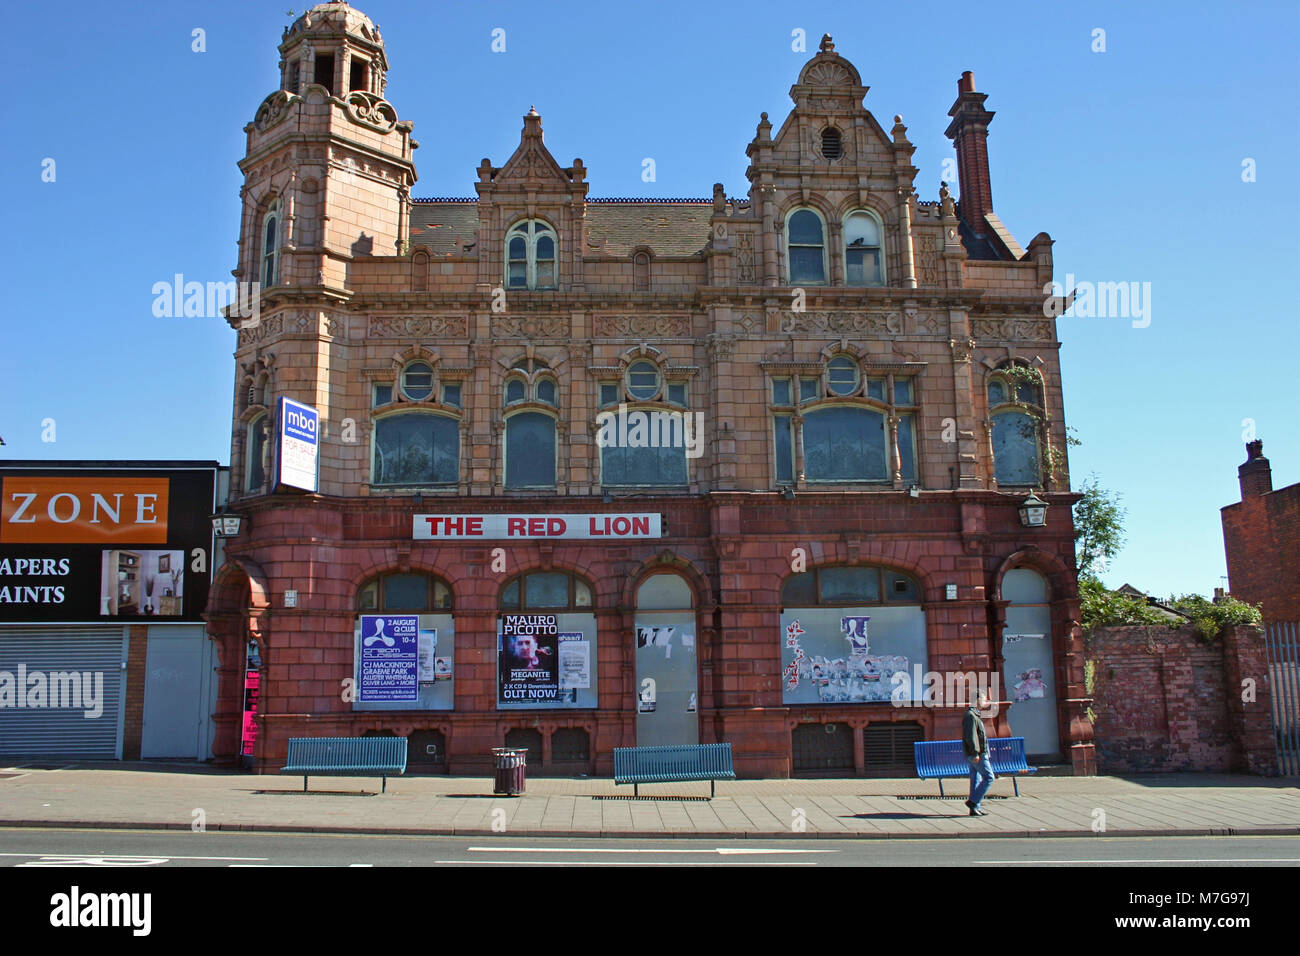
[0,763,1295,839]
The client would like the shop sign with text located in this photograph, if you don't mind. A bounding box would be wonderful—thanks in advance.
[414,513,661,540]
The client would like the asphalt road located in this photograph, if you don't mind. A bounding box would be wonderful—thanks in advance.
[1,828,1298,867]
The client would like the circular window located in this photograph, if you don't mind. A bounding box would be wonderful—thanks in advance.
[827,357,859,396]
[626,361,661,400]
[401,362,435,401]
[821,128,843,160]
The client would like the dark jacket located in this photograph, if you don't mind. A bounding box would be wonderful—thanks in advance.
[962,706,988,758]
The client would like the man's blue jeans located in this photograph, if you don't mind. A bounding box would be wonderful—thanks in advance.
[967,754,995,809]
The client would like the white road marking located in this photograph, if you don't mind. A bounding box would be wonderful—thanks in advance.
[0,852,265,862]
[438,860,818,866]
[983,858,1300,864]
[466,846,832,855]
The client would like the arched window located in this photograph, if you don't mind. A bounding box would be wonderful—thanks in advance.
[505,411,557,489]
[500,571,593,611]
[595,357,690,488]
[372,412,460,486]
[357,571,453,612]
[354,572,456,715]
[780,565,926,705]
[261,201,280,288]
[506,220,557,290]
[771,357,918,485]
[787,209,826,284]
[988,364,1044,487]
[246,413,270,492]
[844,211,884,286]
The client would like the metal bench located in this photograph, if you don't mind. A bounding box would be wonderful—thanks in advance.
[613,743,736,798]
[913,736,1037,796]
[282,736,407,793]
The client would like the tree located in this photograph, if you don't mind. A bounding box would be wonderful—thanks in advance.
[1073,475,1126,580]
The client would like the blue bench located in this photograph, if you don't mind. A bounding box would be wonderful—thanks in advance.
[913,736,1037,797]
[614,743,736,798]
[282,736,407,793]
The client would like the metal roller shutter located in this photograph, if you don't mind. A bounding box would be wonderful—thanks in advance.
[0,626,127,758]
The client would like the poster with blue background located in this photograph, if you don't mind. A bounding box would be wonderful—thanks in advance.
[359,615,419,701]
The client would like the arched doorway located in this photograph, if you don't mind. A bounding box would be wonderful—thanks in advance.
[1001,568,1061,759]
[634,573,698,746]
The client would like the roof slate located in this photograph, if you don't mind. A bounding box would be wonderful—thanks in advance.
[407,200,715,258]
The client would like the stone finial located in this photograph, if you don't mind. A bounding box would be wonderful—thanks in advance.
[712,182,726,212]
[819,34,835,54]
[756,111,772,141]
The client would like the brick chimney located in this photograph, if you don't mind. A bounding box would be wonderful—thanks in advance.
[945,71,995,232]
[1238,439,1273,499]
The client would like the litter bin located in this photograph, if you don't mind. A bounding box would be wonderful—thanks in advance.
[492,747,527,796]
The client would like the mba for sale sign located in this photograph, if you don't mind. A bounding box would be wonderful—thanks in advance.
[358,615,419,701]
[277,397,319,492]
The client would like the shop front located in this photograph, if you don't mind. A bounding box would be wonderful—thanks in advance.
[0,462,220,760]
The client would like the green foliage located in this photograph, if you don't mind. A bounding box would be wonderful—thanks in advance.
[1073,476,1126,579]
[1167,593,1263,641]
[1078,575,1166,631]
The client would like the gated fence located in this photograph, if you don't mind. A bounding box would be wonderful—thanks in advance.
[1265,622,1300,776]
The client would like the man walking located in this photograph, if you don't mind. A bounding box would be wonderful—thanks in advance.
[963,689,996,816]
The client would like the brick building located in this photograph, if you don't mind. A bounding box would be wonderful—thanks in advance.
[206,1,1090,776]
[1221,439,1300,625]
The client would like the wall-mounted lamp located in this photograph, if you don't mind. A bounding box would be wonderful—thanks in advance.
[909,485,920,498]
[210,507,245,538]
[1019,491,1049,528]
[782,487,795,500]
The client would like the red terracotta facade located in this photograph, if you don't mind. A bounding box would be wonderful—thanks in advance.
[204,2,1090,777]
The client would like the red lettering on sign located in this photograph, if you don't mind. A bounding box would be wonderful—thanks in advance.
[507,518,526,536]
[612,516,631,535]
[548,518,565,536]
[466,517,483,535]
[528,518,545,536]
[424,517,441,534]
[589,516,606,536]
[445,517,464,534]
[631,516,649,536]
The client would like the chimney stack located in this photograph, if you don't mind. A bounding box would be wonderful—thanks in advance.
[1238,439,1273,499]
[945,71,996,232]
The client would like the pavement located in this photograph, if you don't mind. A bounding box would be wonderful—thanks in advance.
[1,762,1297,839]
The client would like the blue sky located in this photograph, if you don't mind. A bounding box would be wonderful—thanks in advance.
[2,0,1297,598]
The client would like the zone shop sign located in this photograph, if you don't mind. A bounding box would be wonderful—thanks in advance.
[414,513,662,540]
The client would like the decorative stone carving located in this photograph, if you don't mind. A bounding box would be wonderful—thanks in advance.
[917,235,942,286]
[367,315,468,338]
[737,232,756,284]
[971,317,1055,342]
[778,311,902,335]
[707,335,736,361]
[913,309,942,334]
[323,314,345,338]
[736,313,758,333]
[593,314,691,337]
[238,312,285,347]
[493,315,568,338]
[344,91,398,132]
[949,337,976,363]
[254,90,297,132]
[804,61,853,87]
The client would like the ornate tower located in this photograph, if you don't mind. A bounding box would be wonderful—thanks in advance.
[227,1,418,502]
[233,0,417,298]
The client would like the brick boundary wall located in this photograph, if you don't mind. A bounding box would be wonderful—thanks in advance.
[1085,624,1277,775]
